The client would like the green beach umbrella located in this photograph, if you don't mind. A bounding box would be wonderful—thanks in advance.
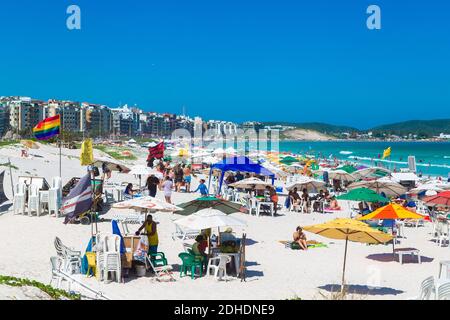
[337,188,389,203]
[279,156,300,165]
[337,164,357,174]
[176,197,244,216]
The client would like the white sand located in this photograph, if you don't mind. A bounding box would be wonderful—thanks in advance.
[0,143,448,300]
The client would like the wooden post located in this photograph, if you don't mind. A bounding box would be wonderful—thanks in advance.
[240,233,246,282]
[341,237,348,294]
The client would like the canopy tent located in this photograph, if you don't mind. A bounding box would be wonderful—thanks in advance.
[208,156,275,194]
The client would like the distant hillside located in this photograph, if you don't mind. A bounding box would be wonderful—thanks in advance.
[370,119,450,137]
[264,122,359,134]
[264,119,450,138]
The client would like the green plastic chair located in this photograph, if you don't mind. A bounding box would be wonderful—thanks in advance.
[178,253,203,279]
[187,249,207,269]
[150,252,168,267]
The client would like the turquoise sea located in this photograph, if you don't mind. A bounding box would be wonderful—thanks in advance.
[278,141,450,178]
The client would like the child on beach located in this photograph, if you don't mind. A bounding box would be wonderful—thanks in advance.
[193,179,209,197]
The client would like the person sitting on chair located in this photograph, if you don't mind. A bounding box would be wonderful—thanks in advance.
[192,235,208,267]
[124,183,136,199]
[293,226,308,251]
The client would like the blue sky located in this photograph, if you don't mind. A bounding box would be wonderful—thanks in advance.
[0,0,449,128]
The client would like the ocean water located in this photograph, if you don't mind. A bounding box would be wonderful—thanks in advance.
[278,141,450,178]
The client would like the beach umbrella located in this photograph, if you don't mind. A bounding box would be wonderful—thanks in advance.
[21,140,39,149]
[348,178,406,197]
[126,165,163,188]
[279,156,300,165]
[93,157,130,173]
[213,148,225,155]
[176,197,244,216]
[358,203,425,221]
[410,184,443,194]
[174,208,247,230]
[225,147,237,155]
[353,167,391,180]
[303,218,392,293]
[286,177,326,193]
[423,191,450,207]
[328,170,356,182]
[337,165,357,174]
[337,188,389,203]
[229,177,273,190]
[202,156,220,165]
[358,203,425,254]
[112,196,183,212]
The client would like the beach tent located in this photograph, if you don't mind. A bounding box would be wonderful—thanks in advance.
[208,156,275,194]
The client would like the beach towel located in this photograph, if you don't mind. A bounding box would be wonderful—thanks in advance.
[279,240,328,250]
[81,236,95,275]
[112,220,126,254]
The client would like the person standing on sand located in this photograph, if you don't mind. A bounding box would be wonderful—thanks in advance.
[161,176,174,204]
[146,174,160,198]
[135,215,159,255]
[183,164,192,193]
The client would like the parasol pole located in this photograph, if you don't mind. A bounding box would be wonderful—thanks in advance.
[341,236,349,294]
[8,158,14,197]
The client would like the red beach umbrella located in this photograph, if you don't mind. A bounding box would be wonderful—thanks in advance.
[423,191,450,207]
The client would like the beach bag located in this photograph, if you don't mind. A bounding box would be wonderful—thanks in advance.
[133,235,149,262]
[290,242,301,250]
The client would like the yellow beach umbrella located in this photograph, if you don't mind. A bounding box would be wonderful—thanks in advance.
[303,218,392,292]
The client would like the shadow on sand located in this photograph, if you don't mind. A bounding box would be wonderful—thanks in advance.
[366,253,434,263]
[319,284,404,296]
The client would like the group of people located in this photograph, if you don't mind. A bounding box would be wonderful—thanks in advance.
[288,188,341,213]
[123,160,210,204]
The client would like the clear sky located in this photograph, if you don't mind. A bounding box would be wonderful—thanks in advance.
[0,0,449,128]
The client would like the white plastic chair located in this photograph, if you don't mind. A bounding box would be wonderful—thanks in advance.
[102,234,121,283]
[207,255,231,281]
[436,222,449,247]
[27,184,41,217]
[50,256,73,291]
[437,282,450,300]
[52,176,62,197]
[48,188,61,217]
[409,276,435,300]
[13,183,26,215]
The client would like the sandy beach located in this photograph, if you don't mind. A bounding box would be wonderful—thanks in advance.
[0,143,448,300]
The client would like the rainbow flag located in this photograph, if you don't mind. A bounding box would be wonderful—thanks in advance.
[33,115,61,140]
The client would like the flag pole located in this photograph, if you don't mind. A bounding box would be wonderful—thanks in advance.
[59,138,62,178]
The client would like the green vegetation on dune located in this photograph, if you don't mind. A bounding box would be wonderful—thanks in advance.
[0,140,19,147]
[0,275,81,300]
[94,145,138,161]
